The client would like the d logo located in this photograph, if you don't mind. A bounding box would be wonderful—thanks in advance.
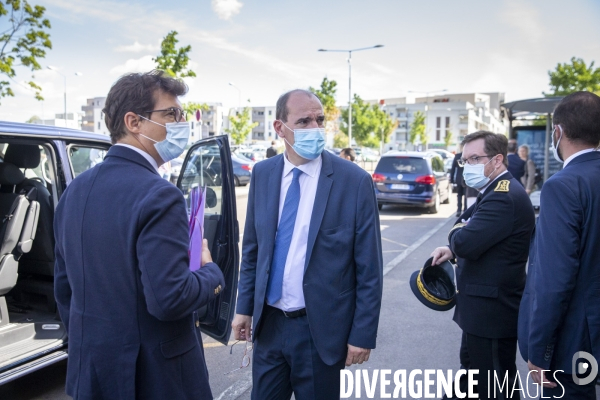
[571,351,598,386]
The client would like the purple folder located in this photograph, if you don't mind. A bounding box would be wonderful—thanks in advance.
[189,186,206,271]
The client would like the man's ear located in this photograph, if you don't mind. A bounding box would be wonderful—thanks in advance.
[273,120,285,138]
[124,112,142,135]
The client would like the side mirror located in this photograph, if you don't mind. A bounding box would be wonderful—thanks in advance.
[205,187,217,208]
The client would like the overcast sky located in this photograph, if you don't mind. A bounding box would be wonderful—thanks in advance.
[2,0,599,122]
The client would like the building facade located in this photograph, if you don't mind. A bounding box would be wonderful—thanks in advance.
[81,97,109,136]
[251,106,277,142]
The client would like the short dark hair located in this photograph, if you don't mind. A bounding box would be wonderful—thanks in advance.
[103,70,188,144]
[340,147,356,162]
[275,89,318,122]
[507,139,518,153]
[461,130,509,167]
[553,91,600,147]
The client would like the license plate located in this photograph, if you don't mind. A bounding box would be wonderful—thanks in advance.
[390,184,410,190]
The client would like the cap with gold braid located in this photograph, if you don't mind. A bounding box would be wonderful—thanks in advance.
[409,256,456,311]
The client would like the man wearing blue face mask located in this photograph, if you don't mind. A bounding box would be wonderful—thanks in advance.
[232,89,383,400]
[429,131,535,399]
[54,70,225,399]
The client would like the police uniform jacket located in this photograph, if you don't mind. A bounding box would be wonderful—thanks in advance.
[448,172,535,338]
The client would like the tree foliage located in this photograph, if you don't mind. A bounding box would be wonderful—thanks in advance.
[182,101,209,121]
[409,111,425,147]
[309,77,339,123]
[340,95,396,148]
[544,57,600,96]
[0,0,51,102]
[153,31,196,79]
[225,106,258,145]
[444,129,453,149]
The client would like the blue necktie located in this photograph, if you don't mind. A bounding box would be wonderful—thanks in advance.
[266,168,303,304]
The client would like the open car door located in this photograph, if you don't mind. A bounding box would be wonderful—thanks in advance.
[177,135,239,345]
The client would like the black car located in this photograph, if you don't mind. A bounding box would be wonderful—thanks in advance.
[372,151,451,213]
[0,122,239,385]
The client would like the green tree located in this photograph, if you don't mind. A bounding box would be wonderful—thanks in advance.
[153,31,196,79]
[182,101,209,121]
[444,129,453,149]
[340,95,396,148]
[544,57,600,96]
[310,77,341,146]
[333,133,347,148]
[225,106,258,145]
[0,0,51,102]
[409,111,425,147]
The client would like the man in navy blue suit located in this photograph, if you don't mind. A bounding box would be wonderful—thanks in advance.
[518,91,600,399]
[231,89,383,399]
[54,71,225,399]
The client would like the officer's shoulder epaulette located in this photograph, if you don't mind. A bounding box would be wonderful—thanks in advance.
[494,180,510,192]
[448,222,467,241]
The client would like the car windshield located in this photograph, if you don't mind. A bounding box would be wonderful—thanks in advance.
[376,157,428,174]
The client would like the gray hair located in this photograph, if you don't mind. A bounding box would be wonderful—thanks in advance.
[275,89,318,122]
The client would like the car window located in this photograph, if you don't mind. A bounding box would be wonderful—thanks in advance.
[179,142,223,217]
[376,157,428,174]
[68,145,108,177]
[431,156,445,173]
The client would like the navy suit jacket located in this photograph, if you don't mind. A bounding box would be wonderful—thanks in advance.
[236,151,383,365]
[518,151,600,372]
[449,173,535,338]
[54,146,225,399]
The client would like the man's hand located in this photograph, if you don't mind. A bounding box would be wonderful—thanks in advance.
[231,314,252,341]
[431,246,454,266]
[201,239,213,266]
[528,361,557,388]
[346,345,371,367]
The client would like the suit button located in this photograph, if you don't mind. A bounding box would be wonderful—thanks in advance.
[195,320,200,328]
[456,290,459,294]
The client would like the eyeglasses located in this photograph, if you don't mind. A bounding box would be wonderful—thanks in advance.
[144,107,185,122]
[224,340,253,375]
[458,155,492,167]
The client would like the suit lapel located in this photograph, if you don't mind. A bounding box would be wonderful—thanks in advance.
[265,156,284,259]
[304,152,333,272]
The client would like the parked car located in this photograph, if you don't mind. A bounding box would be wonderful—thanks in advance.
[372,151,451,213]
[429,149,455,172]
[0,122,239,384]
[234,149,265,163]
[231,154,253,186]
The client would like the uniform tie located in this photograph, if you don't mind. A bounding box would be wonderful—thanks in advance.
[266,168,303,304]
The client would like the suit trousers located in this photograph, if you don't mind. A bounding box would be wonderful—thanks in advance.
[252,305,346,400]
[459,331,519,400]
[545,371,597,399]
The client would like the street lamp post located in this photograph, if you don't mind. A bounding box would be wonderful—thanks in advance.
[408,89,447,150]
[318,45,384,148]
[228,82,241,111]
[47,66,82,127]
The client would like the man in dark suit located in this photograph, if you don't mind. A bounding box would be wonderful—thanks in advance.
[266,140,278,158]
[231,89,383,399]
[518,91,600,399]
[54,71,225,399]
[431,131,535,399]
[507,139,525,183]
[450,146,466,217]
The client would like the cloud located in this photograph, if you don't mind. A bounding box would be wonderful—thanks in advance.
[500,0,545,45]
[115,41,158,53]
[109,55,156,76]
[211,0,243,20]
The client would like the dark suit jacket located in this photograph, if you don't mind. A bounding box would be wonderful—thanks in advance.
[449,172,535,338]
[54,146,225,399]
[507,153,525,182]
[450,153,465,187]
[236,150,383,365]
[518,151,600,372]
[266,146,277,158]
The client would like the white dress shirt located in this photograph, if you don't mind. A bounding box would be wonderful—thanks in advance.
[563,148,598,168]
[114,143,159,173]
[270,153,322,312]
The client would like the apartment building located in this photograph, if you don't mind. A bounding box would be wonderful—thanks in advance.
[81,97,109,136]
[251,106,277,141]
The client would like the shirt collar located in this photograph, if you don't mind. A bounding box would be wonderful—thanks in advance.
[479,170,508,194]
[114,143,159,172]
[282,151,322,179]
[563,148,598,168]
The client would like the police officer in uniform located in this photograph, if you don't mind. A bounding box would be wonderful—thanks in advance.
[431,131,535,399]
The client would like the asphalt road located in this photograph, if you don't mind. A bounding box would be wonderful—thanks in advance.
[2,186,598,399]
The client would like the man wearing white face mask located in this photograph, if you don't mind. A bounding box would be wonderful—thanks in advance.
[232,89,383,399]
[518,91,600,399]
[54,70,225,399]
[429,131,535,399]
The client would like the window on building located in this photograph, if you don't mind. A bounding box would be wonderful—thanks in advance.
[268,110,272,116]
[258,111,264,116]
[445,117,450,129]
[97,122,101,129]
[436,117,441,141]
